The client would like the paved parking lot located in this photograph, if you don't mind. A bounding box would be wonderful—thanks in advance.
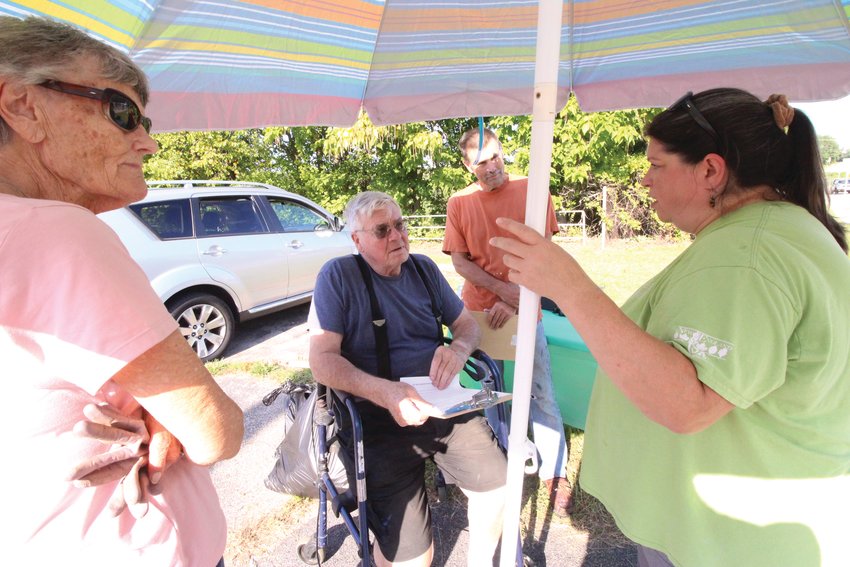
[831,193,850,223]
[222,302,312,367]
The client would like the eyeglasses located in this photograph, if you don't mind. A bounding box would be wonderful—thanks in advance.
[668,91,720,147]
[356,219,408,239]
[38,80,152,134]
[470,151,502,169]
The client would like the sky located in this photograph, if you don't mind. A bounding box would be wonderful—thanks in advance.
[793,95,850,150]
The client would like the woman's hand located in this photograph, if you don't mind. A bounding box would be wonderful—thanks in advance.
[489,217,584,304]
[144,412,184,484]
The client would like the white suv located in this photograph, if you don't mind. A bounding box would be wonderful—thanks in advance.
[98,181,355,361]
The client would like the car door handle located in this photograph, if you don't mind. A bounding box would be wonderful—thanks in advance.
[287,240,304,249]
[202,245,228,256]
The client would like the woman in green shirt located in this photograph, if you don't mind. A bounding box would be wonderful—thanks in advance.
[492,88,850,567]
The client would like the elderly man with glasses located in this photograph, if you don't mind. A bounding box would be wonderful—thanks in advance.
[309,191,507,567]
[0,16,243,566]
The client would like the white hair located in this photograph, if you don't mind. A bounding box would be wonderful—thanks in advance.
[343,191,401,231]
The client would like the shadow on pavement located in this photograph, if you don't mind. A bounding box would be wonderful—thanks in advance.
[224,302,311,361]
[283,493,497,567]
[275,479,637,567]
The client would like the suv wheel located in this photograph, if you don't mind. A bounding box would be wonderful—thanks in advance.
[169,293,235,362]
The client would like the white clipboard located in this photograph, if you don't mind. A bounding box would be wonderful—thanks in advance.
[401,376,512,418]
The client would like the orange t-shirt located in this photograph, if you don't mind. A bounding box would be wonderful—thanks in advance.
[442,175,559,311]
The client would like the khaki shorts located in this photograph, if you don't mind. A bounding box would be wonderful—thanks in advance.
[339,403,506,562]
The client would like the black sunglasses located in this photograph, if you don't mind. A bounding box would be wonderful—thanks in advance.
[356,219,408,239]
[668,91,719,147]
[39,80,152,134]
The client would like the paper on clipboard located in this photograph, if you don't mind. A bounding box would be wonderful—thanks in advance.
[470,310,518,361]
[401,376,512,418]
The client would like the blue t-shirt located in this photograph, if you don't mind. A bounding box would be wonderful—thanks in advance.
[312,254,463,379]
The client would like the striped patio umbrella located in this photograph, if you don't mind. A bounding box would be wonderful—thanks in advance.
[2,0,849,131]
[3,2,849,565]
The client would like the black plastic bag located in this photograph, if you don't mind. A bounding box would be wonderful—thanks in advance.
[263,381,349,499]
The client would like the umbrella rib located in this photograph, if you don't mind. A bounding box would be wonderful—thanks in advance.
[828,0,850,39]
[568,0,575,92]
[362,0,395,112]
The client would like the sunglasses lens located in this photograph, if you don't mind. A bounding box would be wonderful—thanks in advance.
[108,93,141,131]
[368,220,407,238]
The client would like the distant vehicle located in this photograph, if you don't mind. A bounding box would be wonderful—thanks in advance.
[99,181,355,361]
[831,178,850,194]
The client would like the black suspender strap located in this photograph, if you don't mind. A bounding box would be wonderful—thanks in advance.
[409,255,444,342]
[352,254,445,379]
[353,254,392,379]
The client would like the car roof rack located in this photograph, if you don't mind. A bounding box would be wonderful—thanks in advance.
[146,180,282,191]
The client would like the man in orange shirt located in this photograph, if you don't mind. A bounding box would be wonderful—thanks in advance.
[442,127,573,516]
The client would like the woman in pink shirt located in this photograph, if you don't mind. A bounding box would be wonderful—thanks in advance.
[0,16,243,566]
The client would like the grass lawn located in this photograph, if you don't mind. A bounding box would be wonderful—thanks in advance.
[411,236,691,307]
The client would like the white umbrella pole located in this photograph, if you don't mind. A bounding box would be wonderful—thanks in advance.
[499,0,564,565]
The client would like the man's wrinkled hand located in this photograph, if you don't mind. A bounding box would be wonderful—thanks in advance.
[429,345,466,390]
[486,300,516,329]
[68,403,150,487]
[383,382,436,427]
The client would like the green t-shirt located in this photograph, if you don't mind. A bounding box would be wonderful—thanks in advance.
[580,201,850,567]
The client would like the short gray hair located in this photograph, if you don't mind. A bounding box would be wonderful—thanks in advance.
[0,16,149,145]
[344,191,401,231]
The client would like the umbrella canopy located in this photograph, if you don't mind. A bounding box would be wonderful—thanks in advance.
[3,2,850,566]
[2,0,849,131]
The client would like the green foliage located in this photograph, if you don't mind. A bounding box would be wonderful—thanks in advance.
[320,114,473,215]
[819,135,843,165]
[145,130,274,180]
[144,101,677,238]
[491,98,675,238]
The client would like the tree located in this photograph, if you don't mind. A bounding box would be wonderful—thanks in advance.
[818,136,842,165]
[489,98,674,238]
[320,114,474,216]
[144,130,274,181]
[144,102,676,238]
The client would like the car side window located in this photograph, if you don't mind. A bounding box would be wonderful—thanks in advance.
[268,198,332,232]
[199,197,266,236]
[129,199,193,239]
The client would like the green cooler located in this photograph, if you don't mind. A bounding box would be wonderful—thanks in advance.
[461,310,598,430]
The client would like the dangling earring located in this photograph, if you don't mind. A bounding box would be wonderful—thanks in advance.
[709,194,717,208]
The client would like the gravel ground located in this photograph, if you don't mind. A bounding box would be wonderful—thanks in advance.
[209,304,637,567]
